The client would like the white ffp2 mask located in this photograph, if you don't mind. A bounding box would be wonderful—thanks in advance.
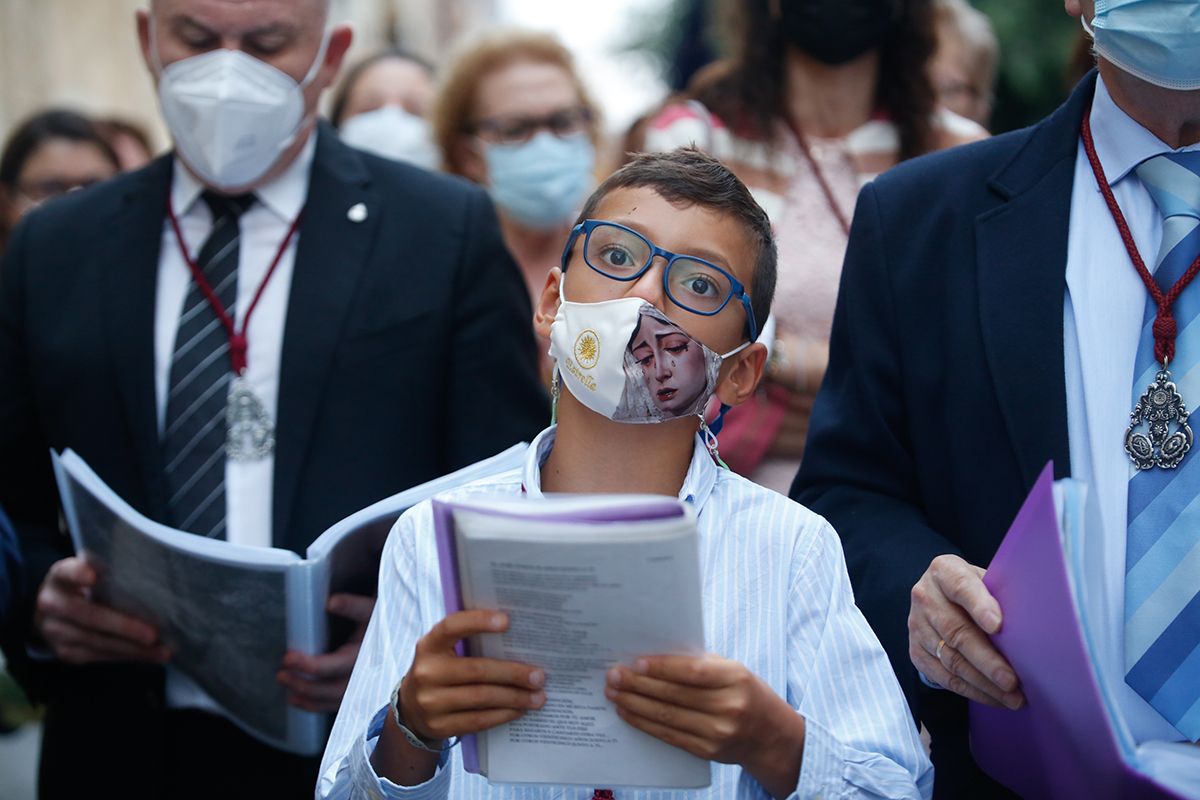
[339,105,440,170]
[154,26,330,189]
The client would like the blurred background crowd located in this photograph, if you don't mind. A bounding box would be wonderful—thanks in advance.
[0,0,1096,795]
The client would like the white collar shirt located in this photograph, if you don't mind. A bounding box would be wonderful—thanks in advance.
[153,133,314,712]
[318,425,934,799]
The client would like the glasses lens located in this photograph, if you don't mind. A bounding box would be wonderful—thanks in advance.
[548,108,591,138]
[666,257,733,313]
[476,107,590,145]
[584,224,651,278]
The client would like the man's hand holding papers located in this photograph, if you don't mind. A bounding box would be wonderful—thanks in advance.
[34,555,170,665]
[908,554,1025,710]
[278,592,377,713]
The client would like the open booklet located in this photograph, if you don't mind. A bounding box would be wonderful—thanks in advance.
[432,493,712,789]
[52,443,526,756]
[969,462,1199,799]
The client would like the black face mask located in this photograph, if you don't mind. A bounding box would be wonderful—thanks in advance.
[779,0,900,65]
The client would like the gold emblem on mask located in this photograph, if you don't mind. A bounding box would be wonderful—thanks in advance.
[574,329,600,369]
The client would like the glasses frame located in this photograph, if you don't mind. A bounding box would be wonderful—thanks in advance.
[470,106,594,146]
[560,219,758,342]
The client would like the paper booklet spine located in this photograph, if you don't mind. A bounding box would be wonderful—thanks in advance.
[431,500,481,774]
[283,560,328,755]
[51,452,85,554]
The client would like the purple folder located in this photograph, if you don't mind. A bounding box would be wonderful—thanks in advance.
[969,462,1186,799]
[431,495,687,775]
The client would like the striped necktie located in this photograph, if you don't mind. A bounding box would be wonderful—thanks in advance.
[162,191,254,539]
[1125,150,1200,741]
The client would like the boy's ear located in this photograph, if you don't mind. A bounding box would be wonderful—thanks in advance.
[715,342,767,407]
[532,267,563,339]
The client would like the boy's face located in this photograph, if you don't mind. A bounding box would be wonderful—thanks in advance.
[556,186,756,356]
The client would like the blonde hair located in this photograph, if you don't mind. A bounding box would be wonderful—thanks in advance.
[431,28,600,176]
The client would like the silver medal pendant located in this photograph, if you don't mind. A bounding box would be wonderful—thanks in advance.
[226,374,275,461]
[1125,367,1193,470]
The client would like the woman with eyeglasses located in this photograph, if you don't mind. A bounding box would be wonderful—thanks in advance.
[0,109,120,256]
[432,29,603,378]
[646,0,986,493]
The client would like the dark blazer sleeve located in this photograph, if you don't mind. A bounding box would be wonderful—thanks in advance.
[442,189,548,465]
[0,505,20,627]
[0,215,69,698]
[792,181,964,704]
[0,217,65,619]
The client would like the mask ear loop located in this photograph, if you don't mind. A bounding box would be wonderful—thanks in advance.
[550,371,561,425]
[698,408,731,470]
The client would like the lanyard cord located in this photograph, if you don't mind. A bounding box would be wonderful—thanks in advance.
[783,115,852,236]
[166,196,303,374]
[1080,109,1200,366]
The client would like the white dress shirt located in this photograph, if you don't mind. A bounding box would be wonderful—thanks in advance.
[1064,76,1200,745]
[318,426,934,800]
[153,135,313,712]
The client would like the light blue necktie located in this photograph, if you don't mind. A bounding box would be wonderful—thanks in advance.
[1125,150,1200,742]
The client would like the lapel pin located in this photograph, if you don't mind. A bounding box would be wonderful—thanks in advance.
[347,203,367,223]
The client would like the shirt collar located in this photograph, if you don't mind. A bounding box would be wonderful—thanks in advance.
[1089,74,1200,187]
[521,425,720,511]
[169,130,316,222]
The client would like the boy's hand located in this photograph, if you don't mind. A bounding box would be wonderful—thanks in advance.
[399,610,546,742]
[606,654,805,798]
[277,592,376,712]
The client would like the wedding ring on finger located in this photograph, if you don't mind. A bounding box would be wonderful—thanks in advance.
[935,638,947,661]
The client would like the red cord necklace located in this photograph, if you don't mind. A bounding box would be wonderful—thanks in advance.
[1081,110,1198,470]
[166,195,303,461]
[166,196,302,375]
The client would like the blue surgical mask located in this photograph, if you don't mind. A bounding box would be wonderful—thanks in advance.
[483,131,595,229]
[1084,1,1200,91]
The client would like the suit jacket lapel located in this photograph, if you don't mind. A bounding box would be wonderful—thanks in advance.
[273,124,381,551]
[976,72,1098,487]
[105,155,173,519]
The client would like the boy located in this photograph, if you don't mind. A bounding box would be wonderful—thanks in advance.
[318,149,932,799]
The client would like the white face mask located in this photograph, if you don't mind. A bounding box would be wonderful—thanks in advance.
[339,105,440,170]
[152,22,330,189]
[549,284,748,424]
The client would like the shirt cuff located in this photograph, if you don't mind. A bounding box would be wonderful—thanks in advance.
[793,715,850,800]
[351,705,452,800]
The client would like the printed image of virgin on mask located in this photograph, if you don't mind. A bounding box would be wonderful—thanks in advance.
[614,307,717,422]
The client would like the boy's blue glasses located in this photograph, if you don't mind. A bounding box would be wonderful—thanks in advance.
[560,220,758,342]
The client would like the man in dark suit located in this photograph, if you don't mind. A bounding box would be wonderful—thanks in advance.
[0,0,546,796]
[795,0,1200,796]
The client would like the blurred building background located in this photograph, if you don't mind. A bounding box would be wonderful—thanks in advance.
[0,0,1085,150]
[0,0,670,154]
